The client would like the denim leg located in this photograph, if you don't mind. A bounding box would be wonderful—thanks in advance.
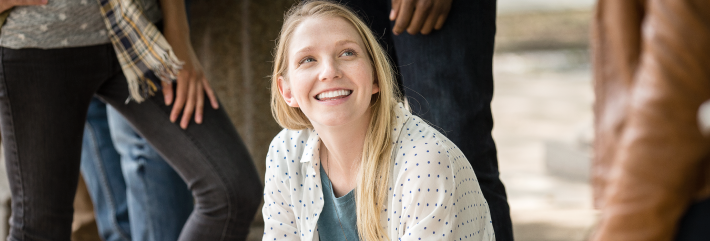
[675,197,710,241]
[95,45,262,240]
[80,98,132,241]
[0,46,111,241]
[106,106,193,241]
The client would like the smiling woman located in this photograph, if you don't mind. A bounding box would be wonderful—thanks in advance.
[263,1,495,241]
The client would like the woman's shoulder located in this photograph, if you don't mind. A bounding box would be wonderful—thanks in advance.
[396,114,459,159]
[393,116,457,175]
[268,128,312,150]
[266,128,314,177]
[390,114,489,218]
[392,113,477,185]
[388,117,493,241]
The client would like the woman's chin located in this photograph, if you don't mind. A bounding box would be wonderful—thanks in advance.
[304,103,372,130]
[308,112,366,130]
[312,116,353,128]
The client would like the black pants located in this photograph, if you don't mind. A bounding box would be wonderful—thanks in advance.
[0,44,262,241]
[675,197,710,241]
[342,0,514,240]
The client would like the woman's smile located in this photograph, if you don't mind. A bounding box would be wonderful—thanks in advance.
[315,89,353,101]
[314,89,353,106]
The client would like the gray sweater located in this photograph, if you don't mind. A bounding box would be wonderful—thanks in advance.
[0,0,161,49]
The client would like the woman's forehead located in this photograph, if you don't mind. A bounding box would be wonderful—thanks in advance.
[288,16,365,54]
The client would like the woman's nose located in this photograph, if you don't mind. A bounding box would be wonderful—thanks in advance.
[319,58,342,81]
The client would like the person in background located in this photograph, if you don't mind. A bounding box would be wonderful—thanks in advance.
[339,0,514,239]
[80,98,193,241]
[0,0,262,240]
[79,1,195,240]
[592,0,710,240]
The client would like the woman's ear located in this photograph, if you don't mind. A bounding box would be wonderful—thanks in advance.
[371,79,380,95]
[278,76,299,107]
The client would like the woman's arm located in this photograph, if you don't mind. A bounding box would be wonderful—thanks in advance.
[262,142,300,240]
[0,0,46,13]
[392,133,494,240]
[158,0,219,129]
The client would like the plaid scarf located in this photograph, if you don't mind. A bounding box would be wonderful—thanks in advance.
[97,0,182,103]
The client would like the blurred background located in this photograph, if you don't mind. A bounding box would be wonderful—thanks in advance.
[0,0,599,240]
[494,0,597,240]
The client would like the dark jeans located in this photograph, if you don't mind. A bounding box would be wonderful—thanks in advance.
[675,197,710,241]
[343,0,513,240]
[0,44,262,241]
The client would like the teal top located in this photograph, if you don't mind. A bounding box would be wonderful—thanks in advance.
[318,164,360,241]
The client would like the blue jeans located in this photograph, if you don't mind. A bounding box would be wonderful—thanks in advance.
[80,98,193,241]
[1,44,261,241]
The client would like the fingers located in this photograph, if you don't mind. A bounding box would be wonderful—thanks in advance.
[392,0,415,35]
[170,72,189,124]
[406,0,434,35]
[194,80,204,124]
[391,0,452,35]
[435,0,452,30]
[168,71,213,129]
[1,0,46,12]
[203,77,219,109]
[390,0,401,21]
[179,77,197,129]
[161,81,174,105]
[420,0,441,35]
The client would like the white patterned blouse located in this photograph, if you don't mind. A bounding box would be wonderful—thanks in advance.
[262,104,496,241]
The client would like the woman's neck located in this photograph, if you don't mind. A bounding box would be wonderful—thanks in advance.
[314,109,371,197]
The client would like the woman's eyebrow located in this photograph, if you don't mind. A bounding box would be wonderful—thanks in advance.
[293,40,358,56]
[295,46,314,55]
[335,39,358,46]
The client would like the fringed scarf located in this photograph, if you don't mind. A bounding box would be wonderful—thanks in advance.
[96,0,182,103]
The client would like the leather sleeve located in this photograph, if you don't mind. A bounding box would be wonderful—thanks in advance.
[593,0,710,240]
[591,0,645,208]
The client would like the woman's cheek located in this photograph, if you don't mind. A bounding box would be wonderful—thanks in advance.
[291,72,314,101]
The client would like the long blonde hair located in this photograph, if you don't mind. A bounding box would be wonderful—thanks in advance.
[270,1,402,240]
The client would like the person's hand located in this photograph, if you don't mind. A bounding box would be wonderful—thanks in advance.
[0,0,48,13]
[161,35,219,130]
[390,0,452,35]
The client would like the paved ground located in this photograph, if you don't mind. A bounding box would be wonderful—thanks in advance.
[493,50,597,241]
[495,1,598,240]
[498,0,595,14]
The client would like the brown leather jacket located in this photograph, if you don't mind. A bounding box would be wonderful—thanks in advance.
[592,0,710,240]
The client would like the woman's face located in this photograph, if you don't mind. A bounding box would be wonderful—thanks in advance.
[279,16,379,128]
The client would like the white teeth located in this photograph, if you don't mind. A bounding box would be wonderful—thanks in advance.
[317,90,351,100]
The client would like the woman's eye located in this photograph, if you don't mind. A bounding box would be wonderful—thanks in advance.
[299,57,316,65]
[341,49,357,57]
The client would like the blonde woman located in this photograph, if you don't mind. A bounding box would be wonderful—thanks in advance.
[263,1,495,240]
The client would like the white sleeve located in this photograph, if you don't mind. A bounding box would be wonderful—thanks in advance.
[394,145,492,241]
[262,145,300,241]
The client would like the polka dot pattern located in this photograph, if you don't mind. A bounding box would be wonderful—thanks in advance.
[262,103,495,240]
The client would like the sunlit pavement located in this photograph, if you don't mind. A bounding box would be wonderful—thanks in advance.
[493,50,597,241]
